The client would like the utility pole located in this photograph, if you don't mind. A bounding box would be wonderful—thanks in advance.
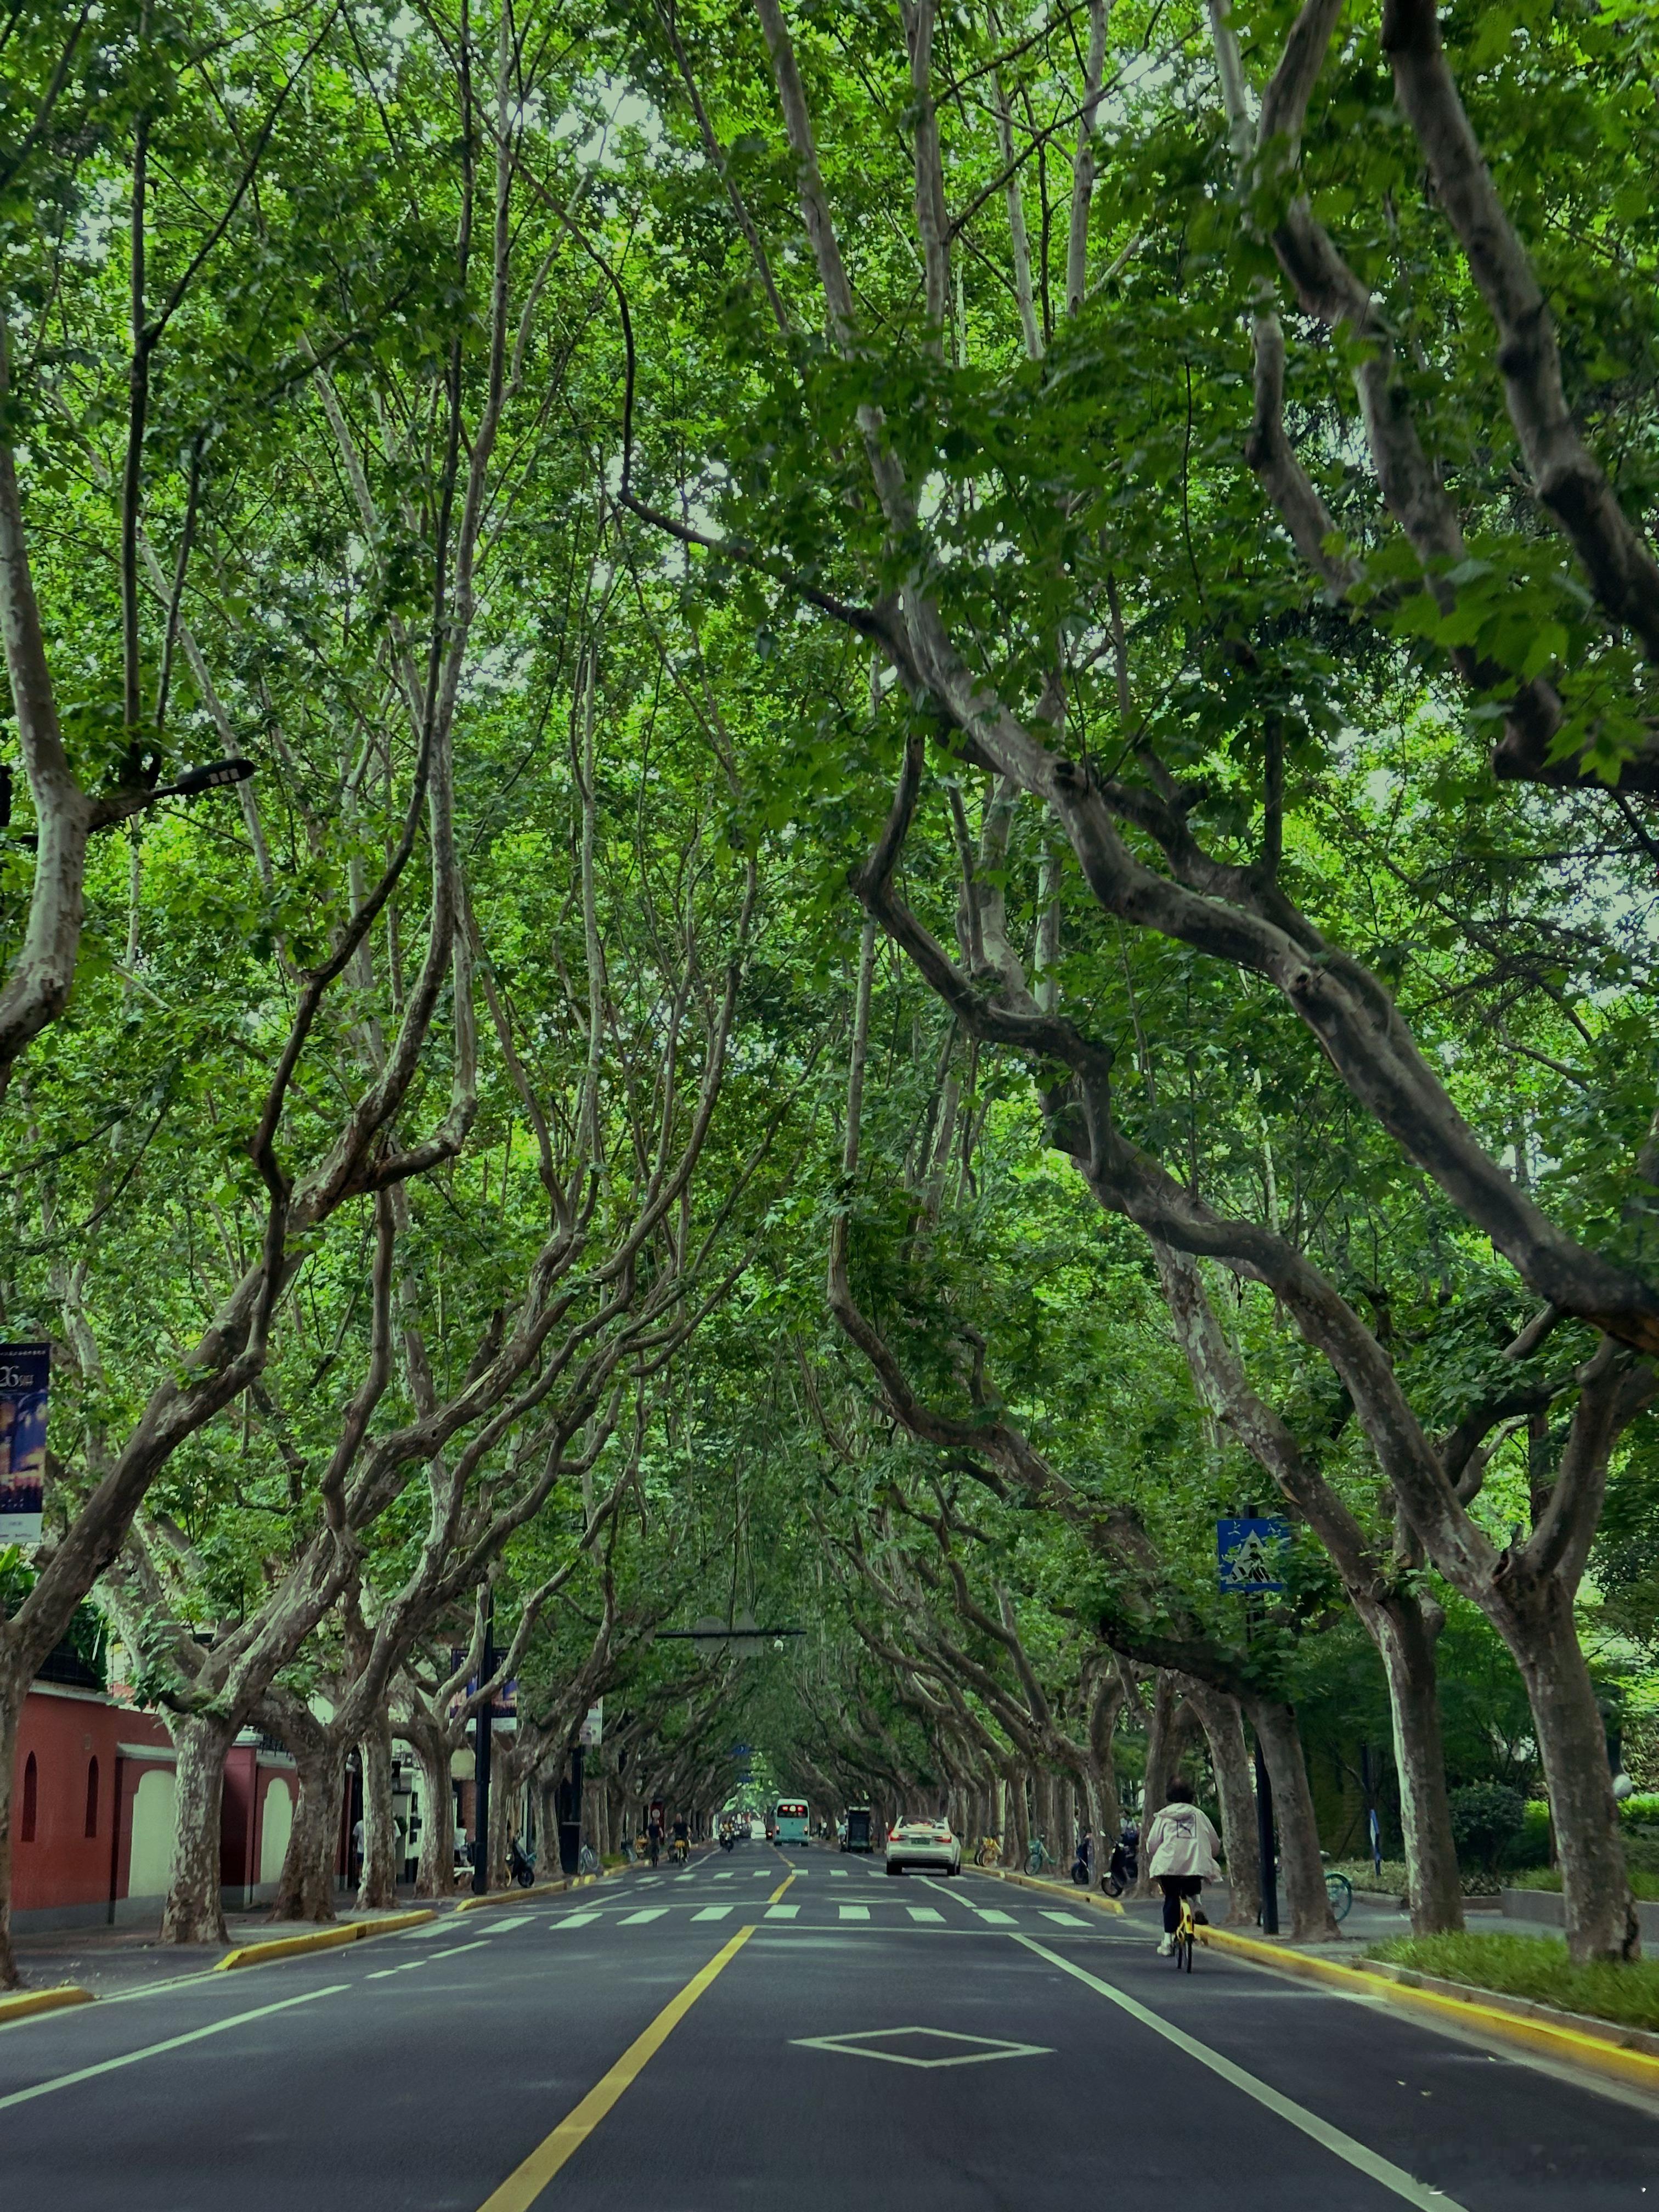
[471,1593,494,1896]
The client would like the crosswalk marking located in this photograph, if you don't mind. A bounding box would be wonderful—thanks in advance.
[692,1906,734,1922]
[550,1912,600,1929]
[830,1869,848,1878]
[838,1905,870,1922]
[753,1871,770,1878]
[765,1903,799,1921]
[975,1909,1017,1925]
[620,1909,668,1926]
[1041,1910,1089,1927]
[907,1906,945,1923]
[713,1871,734,1881]
[479,1915,532,1933]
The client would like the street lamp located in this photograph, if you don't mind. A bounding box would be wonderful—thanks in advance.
[0,758,257,841]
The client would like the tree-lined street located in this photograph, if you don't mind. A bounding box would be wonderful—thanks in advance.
[4,1844,1658,2209]
[7,0,1659,2194]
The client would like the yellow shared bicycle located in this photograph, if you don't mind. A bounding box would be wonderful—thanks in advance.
[1170,1889,1197,1972]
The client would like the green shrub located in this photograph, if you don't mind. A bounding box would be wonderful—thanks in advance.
[1507,1866,1659,1902]
[1366,1933,1659,2034]
[1449,1783,1527,1876]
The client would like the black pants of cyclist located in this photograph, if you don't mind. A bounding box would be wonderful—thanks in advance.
[1158,1874,1202,1932]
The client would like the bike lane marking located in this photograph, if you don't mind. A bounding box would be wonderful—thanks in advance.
[477,1928,755,2211]
[0,1985,346,2112]
[1016,1938,1466,2211]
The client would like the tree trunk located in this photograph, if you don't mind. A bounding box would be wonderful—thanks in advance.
[1512,1583,1636,1961]
[1249,1698,1339,1942]
[1135,1673,1195,1897]
[160,1712,236,1945]
[411,1729,455,1900]
[0,1652,23,1987]
[1369,1599,1464,1938]
[1007,1765,1030,1868]
[1182,1682,1259,1926]
[270,1740,343,1922]
[357,1713,400,1910]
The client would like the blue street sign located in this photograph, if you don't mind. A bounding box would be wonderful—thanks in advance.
[1217,1516,1291,1593]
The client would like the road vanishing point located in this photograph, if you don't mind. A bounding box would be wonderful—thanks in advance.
[5,1842,1657,2209]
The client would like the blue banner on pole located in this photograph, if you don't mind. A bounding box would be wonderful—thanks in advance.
[0,1343,49,1549]
[1216,1516,1290,1593]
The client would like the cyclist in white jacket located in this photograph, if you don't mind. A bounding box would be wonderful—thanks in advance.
[1143,1780,1221,1955]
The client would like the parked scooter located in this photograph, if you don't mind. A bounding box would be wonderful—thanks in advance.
[1104,1823,1139,1898]
[1070,1832,1093,1887]
[509,1838,537,1888]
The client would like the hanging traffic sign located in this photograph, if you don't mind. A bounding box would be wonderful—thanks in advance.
[1216,1516,1290,1592]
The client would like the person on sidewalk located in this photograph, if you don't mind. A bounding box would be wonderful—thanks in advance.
[1143,1778,1221,1955]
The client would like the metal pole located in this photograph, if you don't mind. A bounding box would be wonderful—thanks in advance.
[471,1594,494,1897]
[1254,1730,1278,1936]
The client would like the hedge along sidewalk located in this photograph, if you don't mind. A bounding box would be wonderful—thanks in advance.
[215,1908,436,1972]
[1198,1925,1659,2097]
[970,1866,1125,1915]
[0,1985,97,2026]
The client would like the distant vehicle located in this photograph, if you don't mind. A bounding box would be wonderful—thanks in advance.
[885,1816,962,1876]
[774,1797,810,1847]
[843,1805,874,1854]
[749,1814,766,1840]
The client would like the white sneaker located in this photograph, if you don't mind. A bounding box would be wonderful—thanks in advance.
[1156,1934,1174,1956]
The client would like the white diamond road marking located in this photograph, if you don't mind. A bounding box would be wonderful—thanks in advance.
[692,1906,734,1922]
[1041,1910,1090,1927]
[765,1904,799,1921]
[838,1905,871,1922]
[551,1911,600,1929]
[907,1906,944,1923]
[792,2028,1052,2072]
[620,1909,668,1926]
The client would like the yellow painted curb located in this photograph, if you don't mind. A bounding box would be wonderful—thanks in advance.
[0,1984,95,2024]
[455,1874,591,1913]
[977,1866,1124,1915]
[1198,1926,1659,2095]
[215,1908,435,1971]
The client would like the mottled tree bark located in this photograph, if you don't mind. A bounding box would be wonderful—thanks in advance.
[1370,1602,1463,1937]
[160,1712,236,1945]
[1182,1680,1260,1926]
[0,1656,22,1987]
[357,1713,399,1910]
[270,1740,343,1922]
[1248,1698,1339,1942]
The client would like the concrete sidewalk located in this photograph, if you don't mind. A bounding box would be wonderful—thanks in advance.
[7,1884,466,1997]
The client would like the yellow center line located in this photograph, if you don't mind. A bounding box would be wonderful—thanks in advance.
[767,1870,796,1905]
[476,1927,754,2212]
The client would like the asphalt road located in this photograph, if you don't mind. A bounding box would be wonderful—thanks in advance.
[3,1839,1657,2210]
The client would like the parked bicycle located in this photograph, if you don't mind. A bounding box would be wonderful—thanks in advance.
[1325,1869,1353,1921]
[973,1835,1002,1867]
[1025,1833,1056,1876]
[577,1843,600,1878]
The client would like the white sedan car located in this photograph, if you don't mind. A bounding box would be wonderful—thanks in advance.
[884,1817,962,1875]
